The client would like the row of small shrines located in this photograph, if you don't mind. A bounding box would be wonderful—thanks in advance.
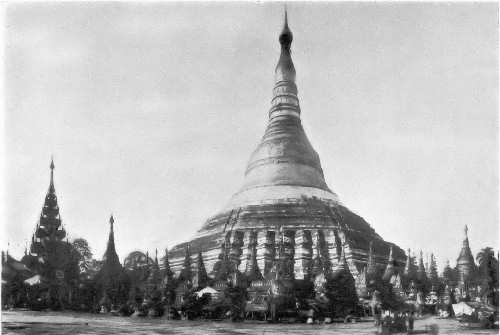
[1,219,482,317]
[1,160,484,316]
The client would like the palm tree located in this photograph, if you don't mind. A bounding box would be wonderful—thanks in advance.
[476,247,498,305]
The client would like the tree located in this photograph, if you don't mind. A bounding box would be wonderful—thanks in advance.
[476,247,499,305]
[161,249,176,304]
[223,283,247,321]
[428,254,439,289]
[178,246,192,284]
[72,238,93,274]
[325,270,359,317]
[441,260,457,287]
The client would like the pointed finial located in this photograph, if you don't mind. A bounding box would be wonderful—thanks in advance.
[279,7,293,49]
[109,214,114,232]
[464,225,468,237]
[48,157,55,192]
[284,6,288,27]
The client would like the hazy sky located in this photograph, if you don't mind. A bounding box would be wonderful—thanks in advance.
[2,2,498,271]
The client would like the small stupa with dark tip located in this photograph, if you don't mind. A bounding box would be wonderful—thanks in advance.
[169,12,405,297]
[96,215,127,307]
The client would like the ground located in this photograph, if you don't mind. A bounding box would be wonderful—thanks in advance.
[1,310,497,335]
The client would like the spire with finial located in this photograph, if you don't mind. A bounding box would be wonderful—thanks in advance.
[331,245,352,280]
[96,214,123,306]
[273,8,298,114]
[110,214,114,233]
[404,249,412,275]
[428,253,439,285]
[49,156,55,193]
[162,248,174,280]
[366,241,377,277]
[457,224,475,285]
[228,8,332,200]
[383,245,395,281]
[178,244,192,284]
[416,250,427,282]
[102,214,119,266]
[338,244,349,271]
[193,251,208,289]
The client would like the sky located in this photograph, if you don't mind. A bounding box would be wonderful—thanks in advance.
[2,2,498,271]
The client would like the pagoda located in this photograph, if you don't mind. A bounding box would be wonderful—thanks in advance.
[169,13,405,296]
[29,159,67,260]
[456,225,476,287]
[96,215,128,307]
[23,158,78,307]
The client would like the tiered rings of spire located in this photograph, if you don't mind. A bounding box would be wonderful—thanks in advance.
[230,12,333,207]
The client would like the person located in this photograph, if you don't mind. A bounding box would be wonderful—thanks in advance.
[408,311,415,331]
[373,304,382,326]
[380,312,392,335]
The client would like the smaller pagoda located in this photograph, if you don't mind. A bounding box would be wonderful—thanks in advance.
[96,215,128,310]
[456,225,476,287]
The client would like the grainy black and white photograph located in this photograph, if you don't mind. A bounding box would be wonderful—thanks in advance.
[1,1,498,334]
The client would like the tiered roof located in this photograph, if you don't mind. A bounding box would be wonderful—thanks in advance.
[30,159,66,255]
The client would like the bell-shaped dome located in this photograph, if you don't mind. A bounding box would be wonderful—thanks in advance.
[227,12,336,209]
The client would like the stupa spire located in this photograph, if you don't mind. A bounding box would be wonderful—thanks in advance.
[416,250,427,281]
[456,224,475,284]
[366,241,377,277]
[404,249,411,274]
[272,9,297,117]
[110,214,114,233]
[103,215,119,265]
[178,244,192,283]
[383,245,395,281]
[49,156,55,193]
[228,11,334,206]
[163,248,174,280]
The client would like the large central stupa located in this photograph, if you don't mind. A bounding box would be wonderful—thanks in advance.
[169,13,405,285]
